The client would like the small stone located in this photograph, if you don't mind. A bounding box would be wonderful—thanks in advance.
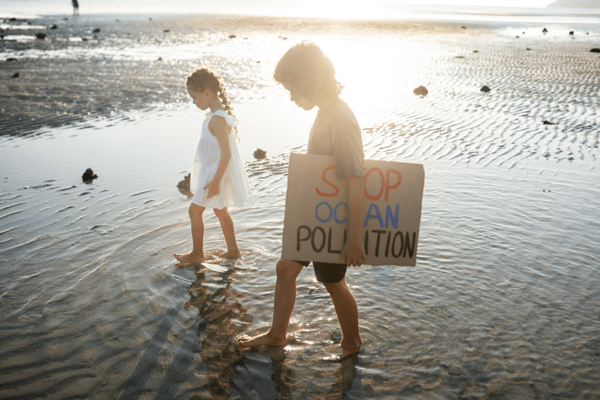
[413,86,428,96]
[92,28,101,33]
[516,35,520,38]
[543,120,557,125]
[542,28,548,33]
[82,168,98,182]
[163,29,170,32]
[157,56,162,61]
[569,31,574,35]
[50,24,58,29]
[229,34,236,39]
[473,50,478,53]
[253,149,267,159]
[35,32,47,39]
[12,72,19,78]
[480,85,491,93]
[590,48,600,53]
[526,48,531,51]
[7,57,17,62]
[461,26,467,29]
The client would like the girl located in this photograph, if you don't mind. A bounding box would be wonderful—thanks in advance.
[174,68,250,264]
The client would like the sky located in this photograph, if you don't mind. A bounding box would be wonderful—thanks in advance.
[389,0,554,6]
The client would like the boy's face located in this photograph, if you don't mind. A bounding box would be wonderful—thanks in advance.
[284,84,316,111]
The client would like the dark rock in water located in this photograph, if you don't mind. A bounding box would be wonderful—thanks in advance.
[542,28,548,33]
[413,86,428,96]
[163,29,170,33]
[82,168,98,182]
[50,24,57,29]
[455,55,465,59]
[480,85,491,93]
[82,37,88,41]
[157,57,162,61]
[590,48,600,53]
[7,57,17,62]
[35,33,47,39]
[9,17,16,21]
[63,17,68,20]
[12,72,19,78]
[543,120,557,125]
[526,48,532,51]
[177,173,192,197]
[473,50,478,53]
[461,26,467,29]
[569,31,574,35]
[229,34,237,39]
[92,28,101,33]
[516,36,520,38]
[253,148,267,159]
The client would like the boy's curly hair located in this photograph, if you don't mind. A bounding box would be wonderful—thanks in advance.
[273,41,343,102]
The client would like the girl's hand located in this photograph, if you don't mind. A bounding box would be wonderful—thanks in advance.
[204,179,220,199]
[341,239,366,267]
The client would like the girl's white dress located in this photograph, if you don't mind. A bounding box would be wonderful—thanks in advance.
[190,109,250,209]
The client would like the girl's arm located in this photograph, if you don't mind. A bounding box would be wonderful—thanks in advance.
[342,175,366,267]
[204,116,232,199]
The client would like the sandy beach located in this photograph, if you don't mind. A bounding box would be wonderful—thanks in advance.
[1,9,600,399]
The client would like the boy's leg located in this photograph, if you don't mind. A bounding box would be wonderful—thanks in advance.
[213,207,241,258]
[323,278,362,356]
[238,259,304,347]
[174,203,206,263]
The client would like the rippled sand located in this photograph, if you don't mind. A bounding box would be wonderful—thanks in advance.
[1,13,600,400]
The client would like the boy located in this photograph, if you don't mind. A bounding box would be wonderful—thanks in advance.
[238,41,365,358]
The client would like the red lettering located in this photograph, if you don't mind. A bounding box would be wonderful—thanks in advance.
[385,169,402,202]
[364,168,385,201]
[316,165,339,197]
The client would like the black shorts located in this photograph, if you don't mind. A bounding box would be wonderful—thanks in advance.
[294,260,347,283]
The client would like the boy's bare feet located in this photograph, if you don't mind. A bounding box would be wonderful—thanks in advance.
[237,332,287,348]
[219,250,241,259]
[173,251,205,264]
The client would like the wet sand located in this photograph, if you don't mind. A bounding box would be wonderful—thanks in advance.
[1,12,600,400]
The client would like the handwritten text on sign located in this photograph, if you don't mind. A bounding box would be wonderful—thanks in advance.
[282,153,425,266]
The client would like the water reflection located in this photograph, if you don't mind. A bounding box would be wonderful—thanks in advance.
[181,260,362,399]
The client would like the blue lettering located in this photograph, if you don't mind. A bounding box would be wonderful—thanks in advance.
[385,204,400,229]
[315,201,332,223]
[333,202,348,224]
[364,203,384,228]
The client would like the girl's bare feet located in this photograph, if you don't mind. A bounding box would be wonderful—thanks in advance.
[173,251,205,264]
[237,332,287,348]
[220,250,241,259]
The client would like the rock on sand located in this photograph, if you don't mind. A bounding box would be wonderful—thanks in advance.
[413,86,428,96]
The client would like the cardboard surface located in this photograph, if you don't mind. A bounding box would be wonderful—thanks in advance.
[282,153,425,266]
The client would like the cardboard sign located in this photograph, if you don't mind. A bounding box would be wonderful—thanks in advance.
[282,153,425,266]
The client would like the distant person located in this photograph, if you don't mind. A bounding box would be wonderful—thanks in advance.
[72,0,79,15]
[238,41,366,359]
[174,68,250,264]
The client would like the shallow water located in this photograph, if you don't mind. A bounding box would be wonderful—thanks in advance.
[1,13,600,400]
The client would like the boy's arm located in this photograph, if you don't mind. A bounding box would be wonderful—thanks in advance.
[342,175,366,267]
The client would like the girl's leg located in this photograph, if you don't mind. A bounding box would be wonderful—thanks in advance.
[174,203,206,263]
[213,207,241,258]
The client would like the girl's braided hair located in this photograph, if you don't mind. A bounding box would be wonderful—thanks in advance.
[186,67,238,136]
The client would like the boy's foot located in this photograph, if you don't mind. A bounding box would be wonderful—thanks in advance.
[219,250,241,259]
[237,332,287,348]
[174,251,205,264]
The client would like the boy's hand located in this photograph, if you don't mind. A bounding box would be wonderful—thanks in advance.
[341,239,366,267]
[204,179,220,199]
